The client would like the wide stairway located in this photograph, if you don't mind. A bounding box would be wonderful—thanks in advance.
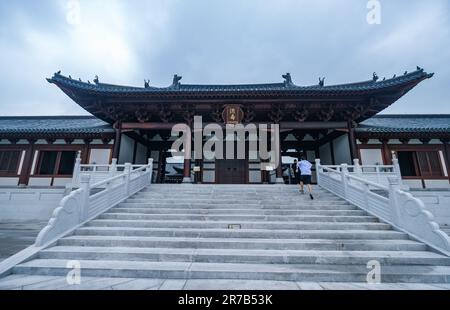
[12,185,450,283]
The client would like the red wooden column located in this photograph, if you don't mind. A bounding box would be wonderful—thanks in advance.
[182,125,192,183]
[347,120,359,161]
[380,138,392,165]
[112,121,122,160]
[18,139,36,186]
[275,128,284,184]
[441,139,450,184]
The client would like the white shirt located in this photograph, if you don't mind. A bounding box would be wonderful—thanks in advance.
[297,160,312,176]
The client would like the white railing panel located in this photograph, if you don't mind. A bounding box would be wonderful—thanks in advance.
[316,159,450,256]
[35,159,153,247]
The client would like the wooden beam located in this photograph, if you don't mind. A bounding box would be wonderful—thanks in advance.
[122,121,348,131]
[280,122,348,130]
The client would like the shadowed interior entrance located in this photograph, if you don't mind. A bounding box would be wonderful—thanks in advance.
[215,159,247,184]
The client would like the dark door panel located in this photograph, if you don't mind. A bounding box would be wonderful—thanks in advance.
[216,159,247,184]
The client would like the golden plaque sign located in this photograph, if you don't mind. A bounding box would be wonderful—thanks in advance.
[222,105,244,124]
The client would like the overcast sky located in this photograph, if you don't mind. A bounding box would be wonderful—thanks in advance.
[0,0,449,116]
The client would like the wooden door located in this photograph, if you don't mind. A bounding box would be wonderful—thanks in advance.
[216,159,247,184]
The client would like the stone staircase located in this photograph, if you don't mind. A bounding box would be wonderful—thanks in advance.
[11,185,450,283]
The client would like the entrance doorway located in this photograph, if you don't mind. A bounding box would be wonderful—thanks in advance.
[216,159,247,184]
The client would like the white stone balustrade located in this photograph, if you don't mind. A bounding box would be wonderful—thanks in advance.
[35,159,153,247]
[316,159,450,256]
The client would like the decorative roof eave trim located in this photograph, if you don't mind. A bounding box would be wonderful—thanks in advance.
[355,131,450,140]
[47,67,433,99]
[0,132,115,140]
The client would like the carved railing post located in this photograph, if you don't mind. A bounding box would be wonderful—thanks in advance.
[341,164,348,197]
[392,158,403,186]
[315,159,321,185]
[147,158,154,184]
[71,151,82,189]
[110,158,118,178]
[124,163,132,195]
[388,177,402,226]
[353,158,362,176]
[79,174,91,222]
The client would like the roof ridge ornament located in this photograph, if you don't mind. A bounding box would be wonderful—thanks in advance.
[373,72,379,82]
[282,73,293,87]
[93,75,99,85]
[172,74,182,88]
[318,77,325,87]
[144,79,150,88]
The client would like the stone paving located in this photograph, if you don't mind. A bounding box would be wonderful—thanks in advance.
[0,221,47,262]
[0,275,449,290]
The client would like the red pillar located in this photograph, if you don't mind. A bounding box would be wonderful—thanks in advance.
[441,139,450,184]
[18,139,36,186]
[182,126,192,183]
[112,122,122,160]
[275,127,284,184]
[347,120,359,161]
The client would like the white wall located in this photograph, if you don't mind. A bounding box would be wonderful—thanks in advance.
[404,180,424,189]
[360,148,383,165]
[425,180,450,189]
[89,149,111,164]
[0,178,19,186]
[135,143,147,164]
[249,170,261,183]
[0,188,64,221]
[203,170,215,183]
[28,177,52,186]
[319,143,332,165]
[118,134,134,164]
[334,134,352,164]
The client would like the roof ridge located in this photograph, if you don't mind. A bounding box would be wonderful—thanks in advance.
[0,115,96,119]
[48,67,432,91]
[373,114,450,118]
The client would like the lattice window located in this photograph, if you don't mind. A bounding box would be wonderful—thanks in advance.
[0,151,21,174]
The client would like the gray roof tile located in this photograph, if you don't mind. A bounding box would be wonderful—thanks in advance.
[357,115,450,134]
[0,116,113,135]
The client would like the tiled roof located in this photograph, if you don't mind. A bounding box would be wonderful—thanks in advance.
[0,116,114,135]
[47,68,433,97]
[357,115,450,134]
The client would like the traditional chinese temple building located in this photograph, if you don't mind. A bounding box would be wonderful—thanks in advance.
[0,68,449,188]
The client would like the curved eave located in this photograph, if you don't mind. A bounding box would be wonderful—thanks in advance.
[355,128,450,140]
[47,69,433,100]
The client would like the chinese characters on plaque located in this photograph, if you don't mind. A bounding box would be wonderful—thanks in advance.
[222,105,244,125]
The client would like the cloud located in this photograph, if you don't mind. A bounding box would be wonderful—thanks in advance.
[0,0,449,115]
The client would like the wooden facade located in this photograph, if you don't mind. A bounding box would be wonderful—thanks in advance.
[2,68,448,188]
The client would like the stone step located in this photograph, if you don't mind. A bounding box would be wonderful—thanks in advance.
[57,235,426,251]
[86,219,392,230]
[74,227,410,240]
[118,202,356,210]
[98,213,379,223]
[14,259,450,283]
[125,198,349,205]
[109,208,367,216]
[133,192,337,198]
[39,247,450,266]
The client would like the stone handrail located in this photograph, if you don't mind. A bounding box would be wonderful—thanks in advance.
[35,159,153,247]
[70,156,152,189]
[316,159,450,256]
